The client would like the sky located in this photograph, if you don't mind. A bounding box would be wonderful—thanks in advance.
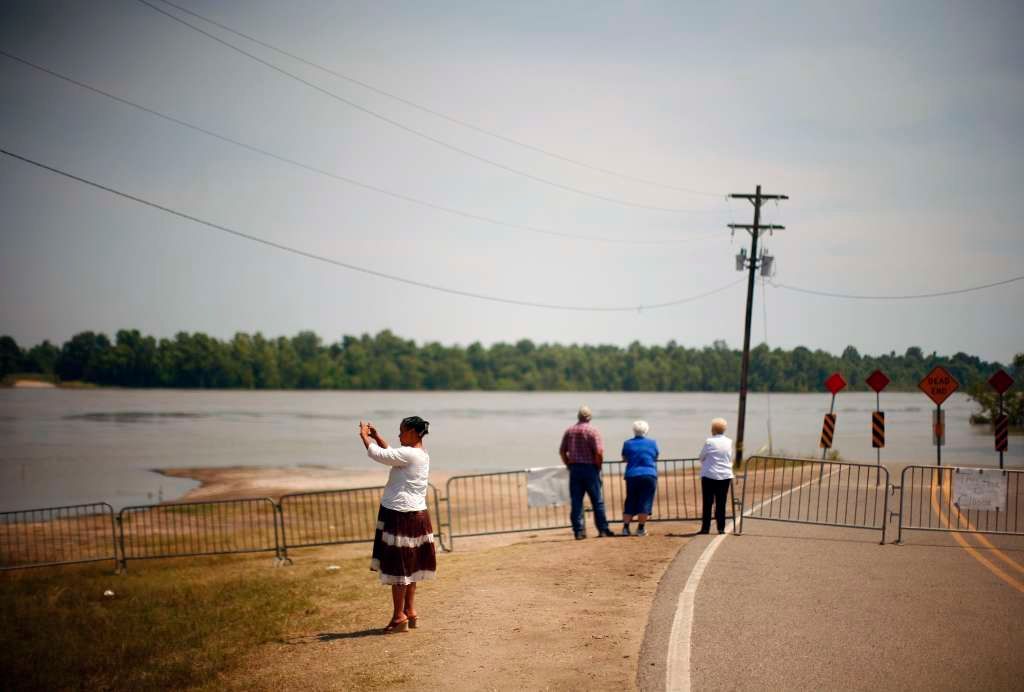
[1,0,1022,363]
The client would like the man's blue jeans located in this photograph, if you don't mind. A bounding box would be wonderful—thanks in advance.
[569,463,610,535]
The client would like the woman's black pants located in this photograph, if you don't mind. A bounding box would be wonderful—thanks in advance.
[700,477,732,533]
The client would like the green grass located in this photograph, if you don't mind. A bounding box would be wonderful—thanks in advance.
[0,554,351,691]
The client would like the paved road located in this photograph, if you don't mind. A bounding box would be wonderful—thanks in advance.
[640,518,1024,691]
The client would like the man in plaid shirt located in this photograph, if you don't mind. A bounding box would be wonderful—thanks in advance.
[560,405,615,539]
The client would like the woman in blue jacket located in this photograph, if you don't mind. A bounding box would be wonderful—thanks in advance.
[620,420,659,536]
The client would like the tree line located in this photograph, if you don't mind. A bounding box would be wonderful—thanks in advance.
[0,330,1017,398]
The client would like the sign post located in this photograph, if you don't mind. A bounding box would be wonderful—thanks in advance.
[820,372,847,459]
[919,366,959,483]
[866,369,890,486]
[988,369,1015,470]
[818,373,847,482]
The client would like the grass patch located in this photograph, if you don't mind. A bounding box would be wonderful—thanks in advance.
[0,553,363,691]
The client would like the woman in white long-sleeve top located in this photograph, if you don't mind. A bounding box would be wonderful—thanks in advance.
[358,415,435,633]
[698,417,734,535]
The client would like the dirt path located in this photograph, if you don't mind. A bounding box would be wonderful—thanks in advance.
[216,526,694,691]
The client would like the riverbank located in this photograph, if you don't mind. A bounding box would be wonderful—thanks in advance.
[158,465,457,502]
[1,375,95,389]
[11,379,56,389]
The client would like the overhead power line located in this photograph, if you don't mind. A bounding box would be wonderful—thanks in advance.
[152,0,722,198]
[134,0,722,214]
[770,277,1024,300]
[0,148,744,312]
[1,50,718,247]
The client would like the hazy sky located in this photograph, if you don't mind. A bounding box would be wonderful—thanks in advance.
[2,0,1022,362]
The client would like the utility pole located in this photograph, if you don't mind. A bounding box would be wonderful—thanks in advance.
[729,185,787,467]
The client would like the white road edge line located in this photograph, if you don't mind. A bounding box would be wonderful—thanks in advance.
[664,468,840,692]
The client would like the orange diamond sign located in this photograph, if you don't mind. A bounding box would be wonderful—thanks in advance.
[919,366,959,406]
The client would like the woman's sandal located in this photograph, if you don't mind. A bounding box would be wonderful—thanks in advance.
[383,618,409,634]
[405,614,418,629]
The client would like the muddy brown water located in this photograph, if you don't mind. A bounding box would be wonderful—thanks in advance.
[0,389,1017,511]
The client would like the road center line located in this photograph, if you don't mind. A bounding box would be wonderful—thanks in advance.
[664,467,838,691]
[931,472,1024,593]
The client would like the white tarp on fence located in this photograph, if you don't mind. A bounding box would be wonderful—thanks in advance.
[526,466,570,508]
[953,468,1006,512]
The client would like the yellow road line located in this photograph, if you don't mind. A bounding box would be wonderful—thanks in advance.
[971,533,1024,575]
[942,482,1024,575]
[930,471,1024,593]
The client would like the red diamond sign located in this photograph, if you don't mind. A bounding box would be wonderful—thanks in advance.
[919,366,959,406]
[824,372,847,395]
[988,369,1015,395]
[865,369,890,393]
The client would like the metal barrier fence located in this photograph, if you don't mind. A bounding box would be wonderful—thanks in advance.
[443,458,724,549]
[737,456,890,544]
[117,497,281,570]
[0,503,118,571]
[896,466,1024,543]
[279,484,444,557]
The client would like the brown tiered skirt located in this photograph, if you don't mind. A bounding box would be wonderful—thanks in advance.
[370,505,437,585]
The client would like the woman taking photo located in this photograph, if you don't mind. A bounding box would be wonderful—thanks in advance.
[359,416,435,633]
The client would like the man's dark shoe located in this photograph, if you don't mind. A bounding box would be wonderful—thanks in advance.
[598,529,616,538]
[574,532,586,540]
[697,529,710,535]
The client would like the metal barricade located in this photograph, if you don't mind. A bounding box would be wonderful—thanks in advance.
[117,497,281,570]
[738,456,889,544]
[896,466,1023,543]
[444,458,707,550]
[279,483,445,557]
[0,503,118,571]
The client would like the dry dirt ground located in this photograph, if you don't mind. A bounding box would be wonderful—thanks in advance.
[214,525,694,691]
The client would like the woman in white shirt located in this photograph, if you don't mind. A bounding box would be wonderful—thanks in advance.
[698,417,734,535]
[359,415,435,633]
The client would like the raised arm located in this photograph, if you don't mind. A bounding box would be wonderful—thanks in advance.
[359,421,388,449]
[359,421,408,467]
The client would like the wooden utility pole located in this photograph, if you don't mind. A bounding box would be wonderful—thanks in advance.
[728,185,787,467]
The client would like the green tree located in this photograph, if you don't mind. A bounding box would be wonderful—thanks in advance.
[25,340,60,375]
[0,336,25,378]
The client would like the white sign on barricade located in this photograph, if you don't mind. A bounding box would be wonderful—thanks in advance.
[526,466,570,508]
[953,468,1006,512]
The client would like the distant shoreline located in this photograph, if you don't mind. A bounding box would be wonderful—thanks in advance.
[11,379,56,389]
[2,376,95,389]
